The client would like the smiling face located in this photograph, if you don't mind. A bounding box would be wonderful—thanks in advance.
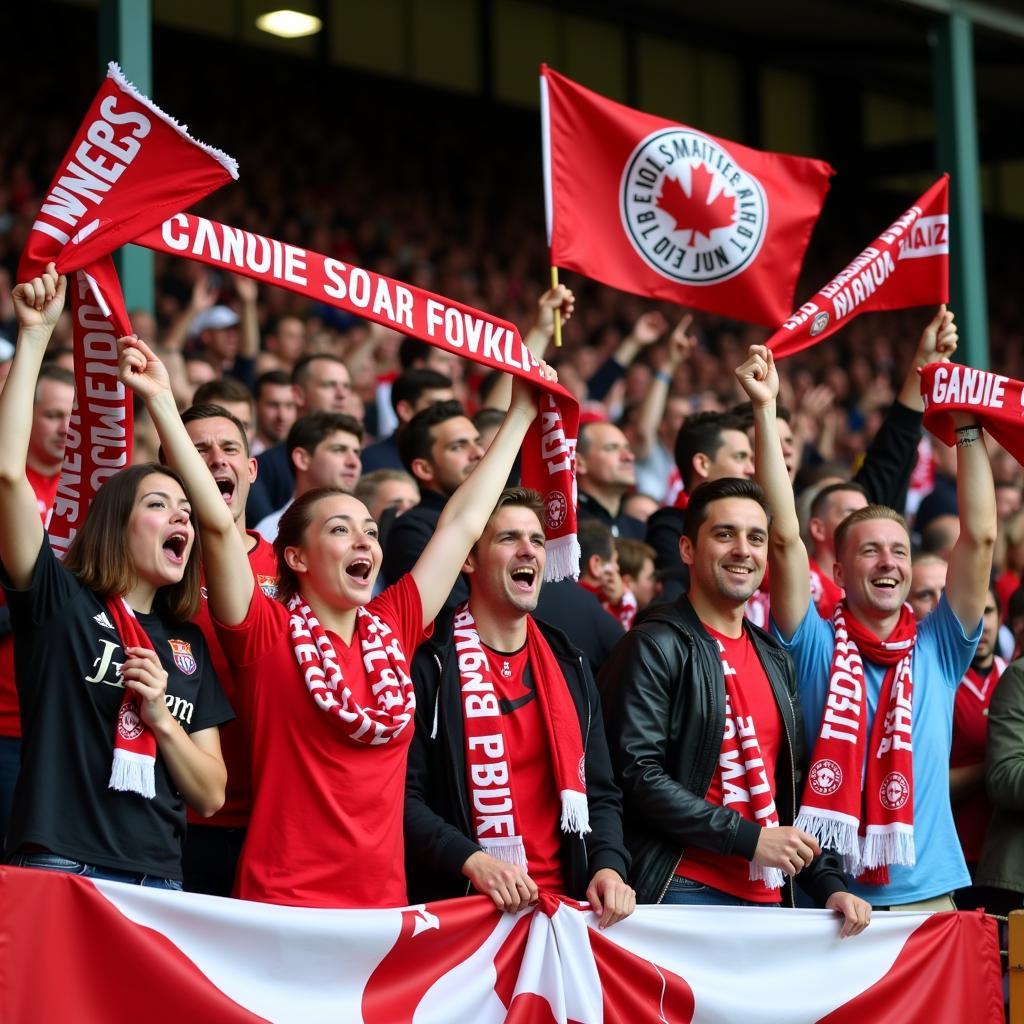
[284,493,381,609]
[126,472,195,590]
[185,416,257,524]
[466,505,547,616]
[680,497,768,606]
[835,517,912,622]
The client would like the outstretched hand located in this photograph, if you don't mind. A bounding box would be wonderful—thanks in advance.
[12,262,66,333]
[735,344,779,407]
[535,284,575,338]
[509,359,558,420]
[665,313,697,368]
[118,334,172,402]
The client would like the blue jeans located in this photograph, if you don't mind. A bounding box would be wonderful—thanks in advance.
[662,875,778,908]
[11,851,183,890]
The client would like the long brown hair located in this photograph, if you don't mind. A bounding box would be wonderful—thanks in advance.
[63,463,202,622]
[273,486,361,606]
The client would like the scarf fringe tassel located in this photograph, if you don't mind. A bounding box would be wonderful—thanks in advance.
[109,748,156,799]
[559,789,591,837]
[544,534,581,583]
[749,863,787,890]
[481,838,529,870]
[862,829,916,871]
[794,812,861,873]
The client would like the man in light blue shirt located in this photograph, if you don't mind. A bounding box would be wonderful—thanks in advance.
[736,331,995,911]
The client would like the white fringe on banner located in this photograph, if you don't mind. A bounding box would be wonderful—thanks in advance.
[481,836,529,870]
[560,790,591,837]
[109,748,156,799]
[794,811,862,874]
[544,533,580,583]
[862,827,915,871]
[750,863,787,890]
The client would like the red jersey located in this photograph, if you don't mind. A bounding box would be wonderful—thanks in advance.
[215,574,429,909]
[808,558,843,619]
[0,466,60,737]
[187,532,278,829]
[951,658,1006,862]
[677,626,782,903]
[484,644,566,894]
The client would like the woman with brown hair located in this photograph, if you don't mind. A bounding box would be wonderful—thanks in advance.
[122,323,560,909]
[0,265,231,888]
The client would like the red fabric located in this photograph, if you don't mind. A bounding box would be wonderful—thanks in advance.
[540,65,833,327]
[0,468,61,737]
[677,626,782,903]
[214,575,429,909]
[187,533,277,828]
[454,604,587,885]
[809,557,843,619]
[137,212,581,581]
[921,363,1024,469]
[16,66,236,558]
[798,604,918,884]
[485,646,566,893]
[995,570,1018,621]
[106,596,158,798]
[951,658,1006,862]
[768,177,949,360]
[577,579,636,629]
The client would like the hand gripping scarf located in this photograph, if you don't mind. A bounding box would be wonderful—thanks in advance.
[795,603,917,884]
[711,638,785,890]
[106,597,159,798]
[287,593,415,745]
[453,604,588,868]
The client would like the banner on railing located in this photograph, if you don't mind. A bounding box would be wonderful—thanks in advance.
[0,866,1002,1023]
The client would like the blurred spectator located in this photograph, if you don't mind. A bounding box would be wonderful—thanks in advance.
[251,370,297,456]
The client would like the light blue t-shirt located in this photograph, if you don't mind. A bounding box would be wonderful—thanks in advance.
[772,595,981,905]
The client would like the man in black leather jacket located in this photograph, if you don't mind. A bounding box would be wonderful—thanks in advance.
[405,487,634,928]
[601,477,870,936]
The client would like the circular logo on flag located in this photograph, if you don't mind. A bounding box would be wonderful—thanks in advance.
[118,703,144,741]
[578,754,587,787]
[808,758,843,796]
[620,128,767,286]
[810,311,830,336]
[544,490,568,531]
[880,772,910,810]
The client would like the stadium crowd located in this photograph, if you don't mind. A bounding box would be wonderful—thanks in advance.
[1,45,1023,951]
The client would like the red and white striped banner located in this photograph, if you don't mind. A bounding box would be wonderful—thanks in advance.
[0,866,1001,1023]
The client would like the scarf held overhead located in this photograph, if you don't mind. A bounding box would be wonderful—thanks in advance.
[795,603,917,884]
[453,604,588,870]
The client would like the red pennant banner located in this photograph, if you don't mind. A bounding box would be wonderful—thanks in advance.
[768,176,949,359]
[540,65,834,326]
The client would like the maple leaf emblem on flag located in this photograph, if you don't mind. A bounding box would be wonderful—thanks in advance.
[656,164,737,246]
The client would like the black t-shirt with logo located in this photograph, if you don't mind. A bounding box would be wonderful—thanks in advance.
[2,538,233,879]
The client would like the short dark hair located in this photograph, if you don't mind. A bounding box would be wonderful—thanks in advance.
[390,368,453,415]
[471,487,546,557]
[193,377,254,412]
[254,369,292,400]
[399,336,432,370]
[674,412,748,490]
[34,362,75,402]
[730,400,792,430]
[291,353,345,388]
[286,411,364,472]
[682,477,772,544]
[579,518,615,571]
[833,505,908,560]
[473,407,506,434]
[396,399,466,473]
[616,537,656,578]
[810,481,866,521]
[176,403,251,457]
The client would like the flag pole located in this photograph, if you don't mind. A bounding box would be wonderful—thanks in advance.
[550,265,562,347]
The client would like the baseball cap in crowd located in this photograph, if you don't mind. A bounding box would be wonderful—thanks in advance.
[189,305,240,337]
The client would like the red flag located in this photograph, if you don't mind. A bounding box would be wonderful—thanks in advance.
[540,65,834,327]
[768,176,949,359]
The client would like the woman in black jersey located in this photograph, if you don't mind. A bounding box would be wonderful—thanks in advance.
[0,264,232,888]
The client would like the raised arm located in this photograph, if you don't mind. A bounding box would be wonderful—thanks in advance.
[481,286,573,412]
[411,370,548,626]
[632,314,694,462]
[118,336,255,625]
[943,411,996,631]
[0,264,66,587]
[737,345,810,639]
[233,274,260,361]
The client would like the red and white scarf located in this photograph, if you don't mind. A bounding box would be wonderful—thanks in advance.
[578,580,638,630]
[796,603,917,884]
[712,638,785,890]
[107,597,158,799]
[453,603,588,869]
[287,594,415,745]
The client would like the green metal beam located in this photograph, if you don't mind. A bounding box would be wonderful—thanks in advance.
[99,0,154,318]
[933,7,989,370]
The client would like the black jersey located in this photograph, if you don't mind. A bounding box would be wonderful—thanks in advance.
[2,538,233,879]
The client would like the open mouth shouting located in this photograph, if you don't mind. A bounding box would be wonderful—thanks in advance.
[509,564,538,593]
[345,557,374,586]
[162,531,189,565]
[213,474,236,506]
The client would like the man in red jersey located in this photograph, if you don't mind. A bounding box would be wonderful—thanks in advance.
[170,403,278,896]
[0,363,74,840]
